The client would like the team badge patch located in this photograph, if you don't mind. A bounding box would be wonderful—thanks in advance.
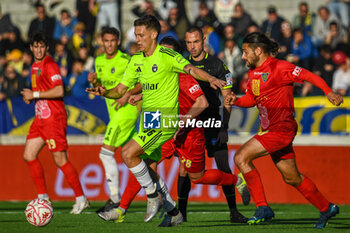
[261,73,269,82]
[152,64,158,72]
[111,67,115,73]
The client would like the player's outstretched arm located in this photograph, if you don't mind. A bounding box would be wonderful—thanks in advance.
[86,83,128,99]
[299,69,343,106]
[183,64,226,90]
[21,85,64,103]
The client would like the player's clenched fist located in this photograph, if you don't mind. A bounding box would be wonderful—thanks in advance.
[224,92,237,106]
[88,72,98,85]
[86,86,106,96]
[327,91,343,106]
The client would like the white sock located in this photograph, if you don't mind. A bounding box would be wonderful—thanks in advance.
[99,147,121,202]
[76,195,85,203]
[129,160,155,195]
[156,177,176,212]
[38,194,49,200]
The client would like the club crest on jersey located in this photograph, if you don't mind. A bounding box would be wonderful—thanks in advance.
[111,67,115,73]
[37,69,41,77]
[261,73,269,82]
[152,64,158,72]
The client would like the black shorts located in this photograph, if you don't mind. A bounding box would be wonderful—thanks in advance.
[200,113,227,157]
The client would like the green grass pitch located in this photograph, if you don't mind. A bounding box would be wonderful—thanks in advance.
[1,201,349,233]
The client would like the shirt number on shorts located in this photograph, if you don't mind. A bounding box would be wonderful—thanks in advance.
[46,139,56,150]
[180,157,192,168]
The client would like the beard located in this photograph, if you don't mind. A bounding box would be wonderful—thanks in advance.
[246,53,259,69]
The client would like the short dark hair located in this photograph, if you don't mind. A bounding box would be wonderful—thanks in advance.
[299,2,308,8]
[159,36,181,53]
[101,27,120,39]
[30,31,49,46]
[134,15,161,38]
[186,26,204,39]
[243,32,279,56]
[61,9,70,15]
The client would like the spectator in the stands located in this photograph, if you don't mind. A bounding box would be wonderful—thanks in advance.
[0,27,25,58]
[327,0,349,28]
[6,49,23,75]
[261,5,285,42]
[2,65,25,99]
[21,49,33,81]
[292,2,315,37]
[63,59,90,98]
[158,0,177,21]
[77,44,94,72]
[325,21,348,51]
[167,6,189,41]
[89,0,121,32]
[302,45,335,96]
[28,3,55,47]
[76,0,96,37]
[218,38,247,93]
[127,41,138,56]
[193,2,223,35]
[313,6,341,47]
[53,41,73,78]
[332,50,350,96]
[132,0,161,18]
[201,23,221,56]
[0,3,15,40]
[231,3,255,38]
[277,21,293,60]
[158,19,178,42]
[68,22,92,60]
[290,28,316,70]
[53,9,78,43]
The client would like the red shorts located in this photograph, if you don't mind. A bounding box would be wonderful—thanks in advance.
[27,117,68,152]
[161,128,206,173]
[254,130,296,163]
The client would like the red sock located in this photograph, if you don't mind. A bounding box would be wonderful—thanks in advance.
[296,176,329,212]
[60,161,84,197]
[192,169,238,186]
[119,173,141,210]
[27,159,47,195]
[243,168,268,207]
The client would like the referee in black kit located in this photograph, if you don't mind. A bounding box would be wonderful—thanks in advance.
[175,26,250,223]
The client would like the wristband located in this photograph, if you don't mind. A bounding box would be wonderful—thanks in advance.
[33,91,40,99]
[221,85,232,90]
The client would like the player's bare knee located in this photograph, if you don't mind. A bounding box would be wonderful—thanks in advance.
[284,176,302,187]
[121,145,134,164]
[179,165,187,177]
[234,152,246,169]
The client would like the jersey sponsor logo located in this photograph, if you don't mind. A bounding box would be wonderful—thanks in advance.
[111,67,115,73]
[152,64,158,72]
[261,73,269,82]
[252,79,260,96]
[134,63,143,66]
[135,67,142,73]
[142,82,159,91]
[292,66,302,76]
[189,84,201,94]
[253,72,263,75]
[35,100,51,119]
[143,110,161,129]
[225,73,233,85]
[51,74,62,82]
